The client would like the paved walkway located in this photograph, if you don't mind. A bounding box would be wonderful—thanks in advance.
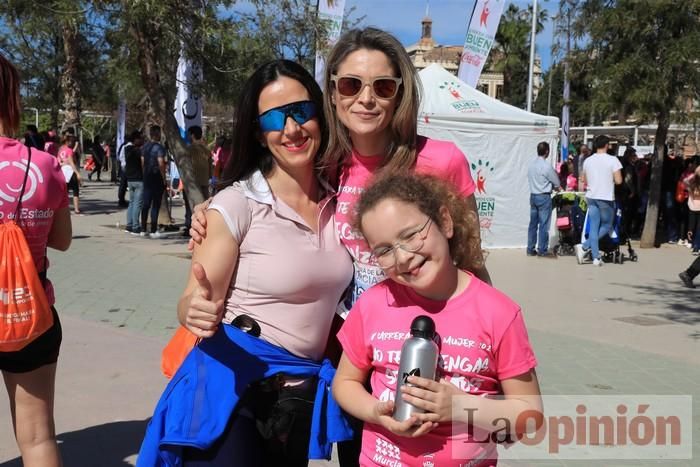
[1,181,698,466]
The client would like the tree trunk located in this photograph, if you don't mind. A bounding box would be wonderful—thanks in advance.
[51,32,62,130]
[60,19,81,132]
[128,21,206,212]
[639,111,669,248]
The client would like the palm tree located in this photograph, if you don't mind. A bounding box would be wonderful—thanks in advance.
[494,3,547,108]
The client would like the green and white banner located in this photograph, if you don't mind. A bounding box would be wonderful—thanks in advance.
[458,0,506,87]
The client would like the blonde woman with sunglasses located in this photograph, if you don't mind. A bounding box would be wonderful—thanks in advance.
[322,28,490,311]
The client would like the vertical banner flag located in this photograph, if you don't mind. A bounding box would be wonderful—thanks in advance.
[561,79,570,161]
[315,0,346,87]
[174,52,203,141]
[458,0,506,88]
[116,96,126,154]
[175,0,204,140]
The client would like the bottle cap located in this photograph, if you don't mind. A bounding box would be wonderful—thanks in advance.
[410,315,436,339]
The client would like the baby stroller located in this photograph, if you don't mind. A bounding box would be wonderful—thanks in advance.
[552,192,586,256]
[580,200,638,264]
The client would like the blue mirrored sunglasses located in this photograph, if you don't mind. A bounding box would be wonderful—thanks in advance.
[257,100,317,133]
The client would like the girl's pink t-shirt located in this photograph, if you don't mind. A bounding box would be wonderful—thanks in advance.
[337,275,537,466]
[335,137,476,309]
[0,137,69,305]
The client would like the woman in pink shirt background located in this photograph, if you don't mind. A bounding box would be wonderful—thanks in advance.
[57,134,82,214]
[0,53,72,467]
[333,174,542,466]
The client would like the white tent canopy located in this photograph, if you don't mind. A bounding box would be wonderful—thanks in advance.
[417,64,559,249]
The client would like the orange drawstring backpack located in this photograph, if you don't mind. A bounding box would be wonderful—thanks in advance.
[0,147,53,351]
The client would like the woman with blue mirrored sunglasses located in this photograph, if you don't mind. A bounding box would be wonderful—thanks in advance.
[258,100,317,133]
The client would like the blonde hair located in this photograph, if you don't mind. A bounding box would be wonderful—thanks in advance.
[355,173,485,273]
[320,28,421,179]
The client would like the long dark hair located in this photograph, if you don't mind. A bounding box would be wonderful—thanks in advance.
[218,60,328,190]
[0,53,21,136]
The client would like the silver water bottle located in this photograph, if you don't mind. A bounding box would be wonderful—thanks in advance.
[393,315,439,422]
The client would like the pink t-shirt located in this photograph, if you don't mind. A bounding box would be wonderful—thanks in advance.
[337,275,537,467]
[335,136,476,311]
[57,145,74,165]
[0,137,69,305]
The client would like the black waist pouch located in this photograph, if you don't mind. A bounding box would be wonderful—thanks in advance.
[241,374,317,443]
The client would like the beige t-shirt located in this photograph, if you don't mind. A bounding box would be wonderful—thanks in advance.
[209,170,353,360]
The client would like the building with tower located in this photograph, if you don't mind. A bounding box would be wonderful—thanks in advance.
[406,10,542,102]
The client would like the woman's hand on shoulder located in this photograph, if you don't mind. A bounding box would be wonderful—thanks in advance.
[372,400,437,438]
[182,261,225,338]
[187,198,212,251]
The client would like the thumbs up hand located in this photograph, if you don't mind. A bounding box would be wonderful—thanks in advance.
[184,262,224,338]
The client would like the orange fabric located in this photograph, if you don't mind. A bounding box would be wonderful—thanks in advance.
[676,179,689,203]
[84,155,95,171]
[161,326,199,378]
[0,222,53,352]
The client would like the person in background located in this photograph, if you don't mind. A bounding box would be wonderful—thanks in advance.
[575,143,591,191]
[683,164,700,254]
[679,255,700,288]
[87,134,104,182]
[101,138,112,177]
[565,159,577,191]
[182,125,212,233]
[116,133,132,207]
[0,52,72,467]
[527,141,561,258]
[661,147,683,243]
[43,130,58,157]
[24,124,44,150]
[575,135,622,266]
[57,134,83,215]
[212,135,231,182]
[619,147,639,240]
[140,125,167,238]
[124,130,145,235]
[676,158,696,247]
[558,158,570,189]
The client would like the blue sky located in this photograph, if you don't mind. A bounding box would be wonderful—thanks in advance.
[230,1,558,71]
[345,0,557,71]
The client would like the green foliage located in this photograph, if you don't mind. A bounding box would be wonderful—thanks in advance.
[493,3,548,108]
[574,0,700,123]
[534,51,597,125]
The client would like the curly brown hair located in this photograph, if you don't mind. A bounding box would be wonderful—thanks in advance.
[354,173,485,273]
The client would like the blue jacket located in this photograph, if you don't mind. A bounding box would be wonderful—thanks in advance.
[137,324,353,466]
